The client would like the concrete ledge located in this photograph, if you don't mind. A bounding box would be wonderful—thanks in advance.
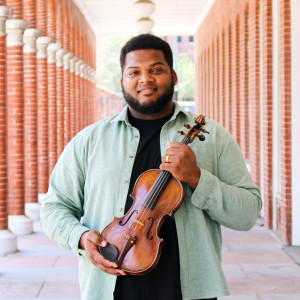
[0,229,17,255]
[25,203,41,221]
[8,215,33,235]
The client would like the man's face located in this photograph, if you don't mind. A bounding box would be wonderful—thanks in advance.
[121,49,177,115]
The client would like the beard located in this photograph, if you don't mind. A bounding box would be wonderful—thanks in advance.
[122,80,175,114]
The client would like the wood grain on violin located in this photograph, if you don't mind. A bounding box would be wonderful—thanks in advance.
[98,115,209,275]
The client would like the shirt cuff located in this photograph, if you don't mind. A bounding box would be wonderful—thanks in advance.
[68,224,90,256]
[191,168,218,210]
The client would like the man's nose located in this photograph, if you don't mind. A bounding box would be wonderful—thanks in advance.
[138,71,154,83]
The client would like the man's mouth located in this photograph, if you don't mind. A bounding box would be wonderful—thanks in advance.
[137,85,157,94]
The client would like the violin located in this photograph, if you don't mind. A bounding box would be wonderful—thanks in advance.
[98,115,209,275]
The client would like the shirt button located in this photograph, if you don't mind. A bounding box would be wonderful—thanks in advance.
[135,135,139,138]
[120,208,123,212]
[129,155,134,158]
[124,180,128,184]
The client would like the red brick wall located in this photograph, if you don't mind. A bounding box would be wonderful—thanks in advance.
[278,0,292,245]
[195,0,292,244]
[0,35,7,229]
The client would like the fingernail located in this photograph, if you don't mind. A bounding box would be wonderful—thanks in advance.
[100,241,106,247]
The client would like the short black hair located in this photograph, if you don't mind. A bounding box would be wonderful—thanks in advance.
[120,34,173,73]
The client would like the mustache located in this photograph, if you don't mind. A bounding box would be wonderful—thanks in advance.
[137,84,157,92]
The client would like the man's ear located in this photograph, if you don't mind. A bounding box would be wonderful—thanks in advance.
[172,70,178,85]
[120,77,123,89]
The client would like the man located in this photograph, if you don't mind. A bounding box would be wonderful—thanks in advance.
[40,34,261,300]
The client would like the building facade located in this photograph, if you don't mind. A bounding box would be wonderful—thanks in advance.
[194,0,299,246]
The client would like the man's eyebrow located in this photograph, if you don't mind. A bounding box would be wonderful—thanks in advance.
[126,61,165,70]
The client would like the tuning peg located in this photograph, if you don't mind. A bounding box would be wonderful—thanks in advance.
[177,130,186,136]
[184,123,191,129]
[198,134,205,141]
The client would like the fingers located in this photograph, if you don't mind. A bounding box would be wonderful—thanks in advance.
[82,230,126,276]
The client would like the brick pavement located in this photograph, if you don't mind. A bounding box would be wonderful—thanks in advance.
[0,221,300,299]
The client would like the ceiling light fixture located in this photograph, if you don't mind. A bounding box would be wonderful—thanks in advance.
[133,0,156,18]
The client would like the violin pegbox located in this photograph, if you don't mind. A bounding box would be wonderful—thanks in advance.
[177,114,209,144]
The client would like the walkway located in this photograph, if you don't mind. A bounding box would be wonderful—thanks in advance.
[1,220,300,299]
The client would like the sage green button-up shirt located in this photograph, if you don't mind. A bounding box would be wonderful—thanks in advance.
[40,103,261,300]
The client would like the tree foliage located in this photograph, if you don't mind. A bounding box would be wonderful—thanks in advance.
[96,35,130,93]
[176,53,195,101]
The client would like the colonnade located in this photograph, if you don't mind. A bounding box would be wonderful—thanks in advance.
[0,0,97,255]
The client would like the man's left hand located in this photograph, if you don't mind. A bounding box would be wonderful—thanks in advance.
[160,141,200,190]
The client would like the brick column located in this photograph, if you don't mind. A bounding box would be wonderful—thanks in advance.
[0,6,17,255]
[47,42,61,176]
[70,56,78,138]
[261,0,273,229]
[249,0,261,188]
[75,59,83,133]
[6,19,33,235]
[23,0,36,28]
[63,52,73,146]
[84,64,89,127]
[88,67,93,125]
[240,8,250,160]
[79,62,85,130]
[36,36,52,202]
[56,48,67,157]
[36,0,47,36]
[278,0,292,245]
[6,0,22,19]
[23,28,41,221]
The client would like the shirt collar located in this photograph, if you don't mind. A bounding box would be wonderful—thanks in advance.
[109,101,189,125]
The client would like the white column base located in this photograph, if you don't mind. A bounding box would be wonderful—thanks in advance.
[8,215,33,235]
[25,202,41,221]
[38,193,46,204]
[0,229,17,255]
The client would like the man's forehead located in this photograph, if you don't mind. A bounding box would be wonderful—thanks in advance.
[124,49,167,67]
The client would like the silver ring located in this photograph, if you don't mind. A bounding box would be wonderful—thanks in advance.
[166,155,169,163]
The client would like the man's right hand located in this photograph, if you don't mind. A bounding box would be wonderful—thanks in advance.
[79,230,126,276]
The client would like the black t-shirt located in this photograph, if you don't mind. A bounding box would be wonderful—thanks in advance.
[114,113,182,300]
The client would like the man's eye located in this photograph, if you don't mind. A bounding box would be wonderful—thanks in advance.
[128,71,139,76]
[152,68,163,73]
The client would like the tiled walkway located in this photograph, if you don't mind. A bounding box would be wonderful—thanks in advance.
[1,221,300,299]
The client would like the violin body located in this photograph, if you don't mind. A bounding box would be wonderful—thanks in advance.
[100,169,184,275]
[99,115,209,275]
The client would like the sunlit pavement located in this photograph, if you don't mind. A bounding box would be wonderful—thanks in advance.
[1,221,300,299]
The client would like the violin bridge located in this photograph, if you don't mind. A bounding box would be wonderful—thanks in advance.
[132,218,144,227]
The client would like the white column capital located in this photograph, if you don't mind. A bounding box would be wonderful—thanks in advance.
[87,66,92,81]
[47,42,61,63]
[70,56,79,73]
[7,7,13,19]
[79,62,87,78]
[6,19,28,47]
[93,70,97,84]
[36,36,52,58]
[63,52,74,70]
[75,59,84,75]
[0,6,10,37]
[23,28,42,53]
[56,48,67,67]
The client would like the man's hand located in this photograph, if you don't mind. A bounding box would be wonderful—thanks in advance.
[160,141,200,190]
[79,230,126,276]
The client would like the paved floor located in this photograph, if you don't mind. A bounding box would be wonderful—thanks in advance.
[1,221,300,299]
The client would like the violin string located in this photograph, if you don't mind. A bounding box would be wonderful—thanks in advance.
[129,171,169,232]
[129,132,191,232]
[129,171,168,232]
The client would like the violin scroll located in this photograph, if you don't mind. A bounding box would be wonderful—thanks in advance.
[177,114,209,144]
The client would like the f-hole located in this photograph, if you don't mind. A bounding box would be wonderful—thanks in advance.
[119,210,138,226]
[147,217,154,240]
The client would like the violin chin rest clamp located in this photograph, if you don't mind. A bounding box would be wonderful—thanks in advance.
[98,243,119,264]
